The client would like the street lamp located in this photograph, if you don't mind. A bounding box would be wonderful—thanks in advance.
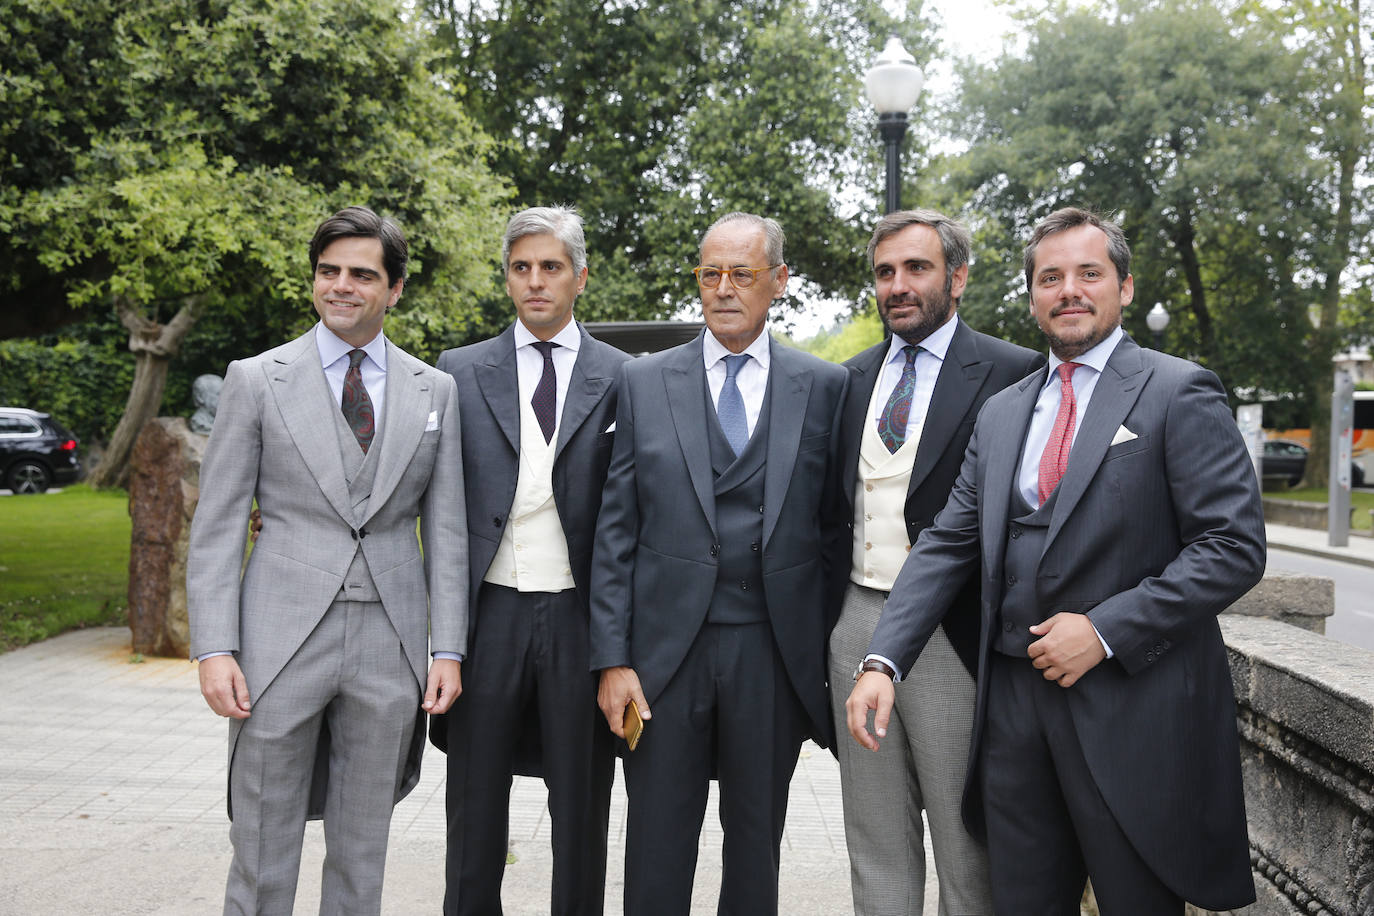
[1146,302,1170,350]
[864,36,924,214]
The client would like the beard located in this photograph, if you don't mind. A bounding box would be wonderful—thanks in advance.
[879,283,955,346]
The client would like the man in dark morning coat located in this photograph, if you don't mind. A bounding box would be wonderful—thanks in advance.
[431,206,630,915]
[590,211,848,916]
[847,207,1264,913]
[828,208,1042,915]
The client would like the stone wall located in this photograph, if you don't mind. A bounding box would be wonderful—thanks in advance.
[1205,616,1374,916]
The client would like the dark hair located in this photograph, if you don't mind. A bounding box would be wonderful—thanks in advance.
[309,206,408,287]
[1023,207,1130,291]
[866,208,972,275]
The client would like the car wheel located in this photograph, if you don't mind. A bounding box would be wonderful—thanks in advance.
[6,460,51,494]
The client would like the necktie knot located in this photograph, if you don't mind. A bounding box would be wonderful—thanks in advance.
[723,353,749,379]
[902,345,918,368]
[1057,361,1078,386]
[532,340,558,359]
[347,348,366,369]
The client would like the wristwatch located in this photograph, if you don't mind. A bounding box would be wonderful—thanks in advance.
[854,658,897,681]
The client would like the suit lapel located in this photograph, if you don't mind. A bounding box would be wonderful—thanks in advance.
[763,340,812,548]
[981,368,1045,583]
[364,341,431,522]
[266,328,353,525]
[474,325,520,456]
[555,325,612,460]
[664,336,717,534]
[1044,336,1149,553]
[909,322,992,497]
[840,343,885,515]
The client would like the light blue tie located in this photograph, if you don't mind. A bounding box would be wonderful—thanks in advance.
[717,354,750,456]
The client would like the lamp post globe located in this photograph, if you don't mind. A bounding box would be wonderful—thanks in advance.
[1146,302,1171,350]
[864,35,924,214]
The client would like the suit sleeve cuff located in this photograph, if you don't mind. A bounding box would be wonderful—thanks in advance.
[862,653,903,684]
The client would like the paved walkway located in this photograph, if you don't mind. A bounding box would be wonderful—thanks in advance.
[0,627,935,914]
[1264,520,1374,569]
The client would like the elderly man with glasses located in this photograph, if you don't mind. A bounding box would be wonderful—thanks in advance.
[589,211,848,916]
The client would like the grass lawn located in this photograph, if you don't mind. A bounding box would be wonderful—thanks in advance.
[1270,486,1374,530]
[0,484,130,651]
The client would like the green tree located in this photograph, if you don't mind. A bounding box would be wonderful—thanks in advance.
[420,0,936,330]
[942,0,1371,465]
[0,0,509,487]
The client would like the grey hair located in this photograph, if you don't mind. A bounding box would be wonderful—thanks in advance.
[699,211,785,267]
[502,206,587,275]
[866,208,971,275]
[1023,207,1131,290]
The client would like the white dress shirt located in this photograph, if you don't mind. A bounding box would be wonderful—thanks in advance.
[514,318,582,422]
[316,322,387,438]
[702,329,771,435]
[868,313,958,444]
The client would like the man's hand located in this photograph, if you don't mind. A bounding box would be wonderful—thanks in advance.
[423,659,462,714]
[846,671,895,751]
[597,666,650,739]
[249,508,262,543]
[199,655,252,719]
[1028,613,1107,687]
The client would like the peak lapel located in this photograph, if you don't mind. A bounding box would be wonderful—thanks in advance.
[1044,337,1149,553]
[763,344,812,548]
[840,344,885,511]
[980,368,1044,578]
[266,330,353,525]
[664,339,716,535]
[365,342,430,521]
[909,324,992,496]
[474,329,520,455]
[555,334,611,460]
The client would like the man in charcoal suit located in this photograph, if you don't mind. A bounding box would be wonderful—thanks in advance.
[848,207,1263,913]
[430,206,630,915]
[590,211,848,915]
[189,206,466,915]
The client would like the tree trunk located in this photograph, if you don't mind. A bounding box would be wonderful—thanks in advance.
[87,296,202,490]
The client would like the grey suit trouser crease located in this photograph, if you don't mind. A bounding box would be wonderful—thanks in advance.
[828,582,991,916]
[225,599,418,916]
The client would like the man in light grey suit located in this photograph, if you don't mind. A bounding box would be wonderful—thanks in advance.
[847,207,1263,913]
[430,206,629,915]
[828,209,1042,915]
[189,206,467,915]
[591,212,848,916]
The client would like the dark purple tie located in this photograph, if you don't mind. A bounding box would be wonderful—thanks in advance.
[341,348,375,453]
[531,341,559,444]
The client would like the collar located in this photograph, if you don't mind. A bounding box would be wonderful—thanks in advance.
[886,312,958,365]
[703,328,771,371]
[315,322,387,371]
[1044,325,1123,388]
[514,317,582,354]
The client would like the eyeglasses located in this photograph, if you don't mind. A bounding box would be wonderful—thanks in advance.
[692,265,782,290]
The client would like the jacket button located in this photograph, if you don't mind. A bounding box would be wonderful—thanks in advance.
[710,544,720,557]
[1003,621,1014,632]
[740,581,749,591]
[1010,527,1022,539]
[758,504,765,514]
[1006,575,1017,586]
[751,541,760,552]
[493,516,502,527]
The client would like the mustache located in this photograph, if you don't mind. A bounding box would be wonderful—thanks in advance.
[1050,300,1095,317]
[882,293,927,309]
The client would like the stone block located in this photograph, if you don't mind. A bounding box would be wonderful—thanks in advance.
[1227,573,1334,634]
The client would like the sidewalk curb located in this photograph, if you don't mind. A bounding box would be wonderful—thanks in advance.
[1268,537,1374,571]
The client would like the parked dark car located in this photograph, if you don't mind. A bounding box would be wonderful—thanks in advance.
[0,407,81,493]
[1262,438,1366,488]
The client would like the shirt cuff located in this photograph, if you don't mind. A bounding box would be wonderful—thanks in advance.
[1090,624,1114,659]
[196,651,233,662]
[862,653,903,683]
[432,651,463,662]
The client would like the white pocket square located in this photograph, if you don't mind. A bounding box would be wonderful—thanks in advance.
[1110,425,1137,446]
[425,410,440,432]
[604,421,616,433]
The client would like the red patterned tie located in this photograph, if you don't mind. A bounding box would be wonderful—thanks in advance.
[341,348,375,453]
[1037,362,1081,505]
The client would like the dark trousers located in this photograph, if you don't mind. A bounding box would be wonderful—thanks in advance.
[981,653,1182,915]
[442,584,614,916]
[622,621,808,916]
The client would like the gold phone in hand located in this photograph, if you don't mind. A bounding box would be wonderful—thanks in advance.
[624,700,645,752]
